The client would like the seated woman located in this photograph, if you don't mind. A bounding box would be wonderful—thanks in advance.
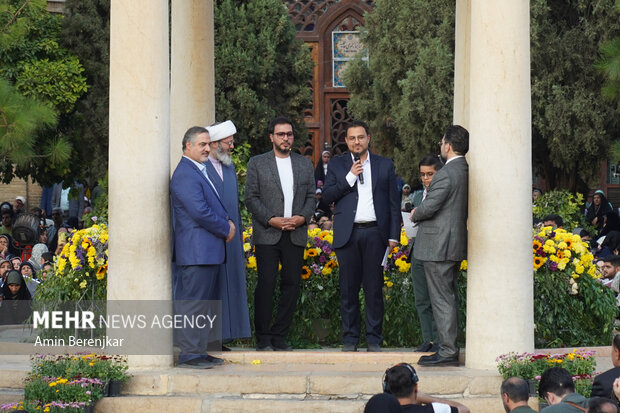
[0,270,32,325]
[586,190,613,235]
[19,262,39,297]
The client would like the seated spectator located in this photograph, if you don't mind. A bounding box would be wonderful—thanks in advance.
[383,363,469,412]
[533,188,543,204]
[365,392,402,413]
[41,252,54,264]
[597,231,620,259]
[0,234,9,259]
[0,259,12,284]
[40,262,54,281]
[0,270,32,325]
[542,214,563,229]
[592,334,620,400]
[587,397,618,413]
[602,212,620,238]
[13,196,25,216]
[401,184,414,212]
[539,367,587,412]
[10,256,21,270]
[320,219,333,231]
[501,377,536,413]
[0,209,14,236]
[315,189,331,217]
[587,190,614,235]
[28,243,49,271]
[599,256,620,288]
[307,222,319,230]
[20,262,35,279]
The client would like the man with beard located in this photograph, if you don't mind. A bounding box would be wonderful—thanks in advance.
[245,116,315,351]
[412,125,469,366]
[204,121,251,348]
[322,120,401,352]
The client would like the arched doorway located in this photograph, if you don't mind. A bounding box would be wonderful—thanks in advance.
[284,0,373,163]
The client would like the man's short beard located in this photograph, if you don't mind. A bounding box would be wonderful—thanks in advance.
[213,145,232,166]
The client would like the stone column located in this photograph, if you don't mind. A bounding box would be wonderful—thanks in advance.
[109,0,172,368]
[464,0,534,369]
[170,0,216,166]
[453,0,471,127]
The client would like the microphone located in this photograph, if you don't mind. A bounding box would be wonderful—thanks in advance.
[353,153,364,184]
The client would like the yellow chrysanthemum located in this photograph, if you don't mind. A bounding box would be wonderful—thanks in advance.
[385,281,394,288]
[246,256,257,269]
[321,266,332,276]
[243,243,251,252]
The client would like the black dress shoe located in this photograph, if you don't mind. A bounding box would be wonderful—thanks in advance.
[367,343,381,352]
[203,355,225,365]
[342,343,358,352]
[221,345,232,352]
[418,353,459,367]
[415,341,434,352]
[272,342,293,351]
[176,358,215,369]
[256,344,274,351]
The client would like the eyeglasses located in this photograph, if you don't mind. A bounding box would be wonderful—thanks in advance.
[274,132,294,139]
[420,173,435,178]
[220,140,234,147]
[346,136,367,142]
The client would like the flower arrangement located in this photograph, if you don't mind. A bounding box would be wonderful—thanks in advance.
[240,226,467,347]
[36,224,109,302]
[532,226,616,347]
[0,354,130,412]
[496,349,596,397]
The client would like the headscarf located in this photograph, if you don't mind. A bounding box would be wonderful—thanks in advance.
[1,270,31,300]
[587,190,613,226]
[28,243,49,272]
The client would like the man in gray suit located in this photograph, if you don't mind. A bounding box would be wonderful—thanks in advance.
[245,116,316,351]
[412,125,469,367]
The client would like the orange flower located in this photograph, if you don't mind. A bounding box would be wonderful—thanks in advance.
[301,266,311,280]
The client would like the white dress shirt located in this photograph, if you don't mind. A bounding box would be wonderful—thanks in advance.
[184,155,219,197]
[345,153,376,223]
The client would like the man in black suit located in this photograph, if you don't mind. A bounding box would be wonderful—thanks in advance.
[592,334,620,399]
[322,120,400,352]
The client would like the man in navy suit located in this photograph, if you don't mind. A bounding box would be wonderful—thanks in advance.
[322,120,401,352]
[170,126,236,369]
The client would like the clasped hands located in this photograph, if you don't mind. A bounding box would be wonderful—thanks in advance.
[269,215,305,231]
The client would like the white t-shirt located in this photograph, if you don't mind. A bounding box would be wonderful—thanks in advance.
[275,156,294,218]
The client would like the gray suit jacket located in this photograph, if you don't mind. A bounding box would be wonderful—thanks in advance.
[412,156,468,262]
[245,151,316,247]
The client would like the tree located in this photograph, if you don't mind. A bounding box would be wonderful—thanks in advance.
[530,0,620,192]
[344,0,455,184]
[345,0,620,191]
[59,0,110,185]
[0,0,87,184]
[214,0,313,155]
[596,0,620,109]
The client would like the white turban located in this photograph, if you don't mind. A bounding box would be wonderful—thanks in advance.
[206,120,237,142]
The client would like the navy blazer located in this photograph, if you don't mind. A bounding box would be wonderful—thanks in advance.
[170,156,231,266]
[322,152,401,249]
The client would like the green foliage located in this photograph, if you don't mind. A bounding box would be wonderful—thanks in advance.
[596,0,620,107]
[533,189,589,231]
[214,0,313,156]
[0,0,89,184]
[16,56,88,113]
[344,0,455,184]
[59,0,110,184]
[0,77,61,182]
[531,0,620,191]
[231,142,252,227]
[347,0,620,190]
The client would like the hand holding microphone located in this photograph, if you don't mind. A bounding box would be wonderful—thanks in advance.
[352,153,364,184]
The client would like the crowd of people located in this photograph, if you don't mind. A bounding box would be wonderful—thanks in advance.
[0,189,97,324]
